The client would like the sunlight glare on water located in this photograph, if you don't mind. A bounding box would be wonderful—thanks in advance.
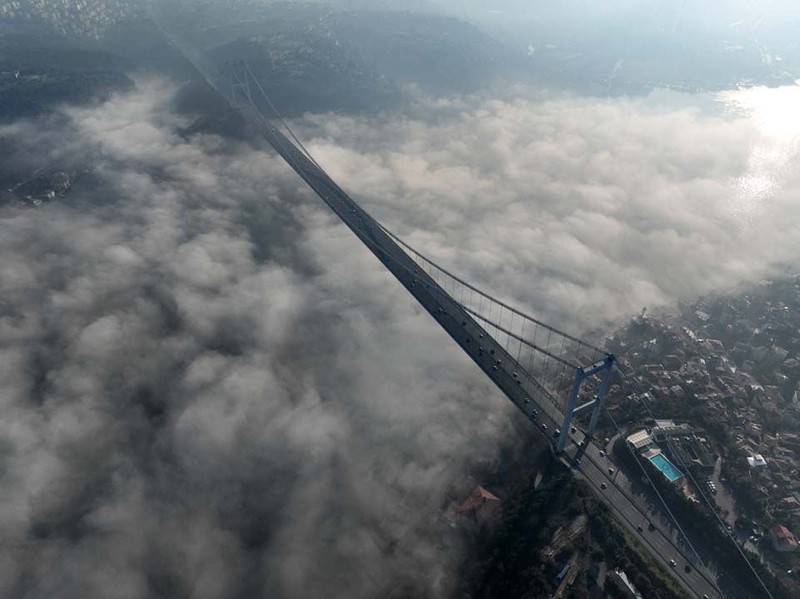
[717,82,800,224]
[719,82,800,143]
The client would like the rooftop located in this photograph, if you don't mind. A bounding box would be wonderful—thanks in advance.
[626,429,653,449]
[456,486,500,513]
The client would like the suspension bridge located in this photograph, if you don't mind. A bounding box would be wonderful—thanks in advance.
[218,60,724,599]
[144,7,773,596]
[226,59,616,450]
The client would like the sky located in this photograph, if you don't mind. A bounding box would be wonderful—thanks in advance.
[329,0,800,22]
[4,2,800,597]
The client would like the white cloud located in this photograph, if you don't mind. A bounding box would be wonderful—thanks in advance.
[301,89,798,331]
[0,79,514,598]
[5,69,800,597]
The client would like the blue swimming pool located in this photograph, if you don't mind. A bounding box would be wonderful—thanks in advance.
[649,453,683,482]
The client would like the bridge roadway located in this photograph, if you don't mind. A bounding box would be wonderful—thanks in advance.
[565,438,723,598]
[231,103,725,598]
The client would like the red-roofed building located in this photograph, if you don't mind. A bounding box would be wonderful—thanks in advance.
[771,525,798,553]
[456,486,501,527]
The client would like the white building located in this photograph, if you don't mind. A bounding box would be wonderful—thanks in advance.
[609,569,643,599]
[626,429,654,450]
[747,454,768,469]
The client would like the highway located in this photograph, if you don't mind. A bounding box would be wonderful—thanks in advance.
[566,438,721,598]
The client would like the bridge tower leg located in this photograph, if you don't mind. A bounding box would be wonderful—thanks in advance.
[225,61,253,109]
[556,354,615,453]
[587,359,614,433]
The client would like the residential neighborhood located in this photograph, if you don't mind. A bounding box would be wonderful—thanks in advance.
[604,276,800,587]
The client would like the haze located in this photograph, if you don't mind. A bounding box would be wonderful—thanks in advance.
[2,1,800,598]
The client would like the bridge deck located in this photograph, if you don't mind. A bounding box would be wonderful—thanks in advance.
[151,52,726,596]
[231,105,723,599]
[238,104,565,432]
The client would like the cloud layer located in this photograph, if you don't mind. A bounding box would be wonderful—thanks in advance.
[0,79,517,598]
[3,75,800,598]
[302,88,800,332]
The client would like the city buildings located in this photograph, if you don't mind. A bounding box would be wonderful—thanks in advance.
[606,276,800,577]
